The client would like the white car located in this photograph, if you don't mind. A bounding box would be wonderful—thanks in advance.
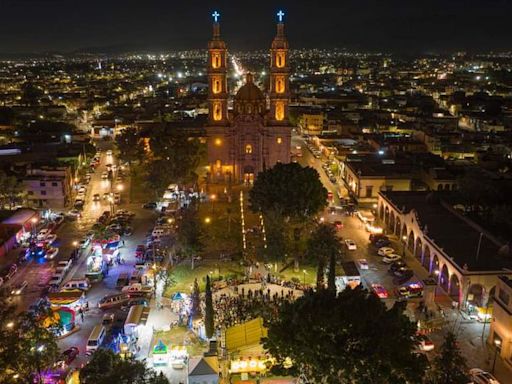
[121,283,153,295]
[469,368,501,384]
[382,254,402,264]
[418,338,435,352]
[358,259,369,270]
[36,229,51,241]
[345,239,357,251]
[46,234,57,245]
[57,260,72,272]
[45,247,59,260]
[377,247,395,257]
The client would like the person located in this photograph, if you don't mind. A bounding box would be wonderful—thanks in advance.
[78,308,84,322]
[85,301,89,311]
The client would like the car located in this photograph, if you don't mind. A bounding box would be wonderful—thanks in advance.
[121,298,149,311]
[143,202,157,209]
[369,234,388,243]
[375,238,391,248]
[78,186,86,194]
[388,261,407,274]
[93,193,100,202]
[79,238,91,249]
[397,283,424,298]
[371,283,389,299]
[45,234,58,245]
[107,224,122,232]
[67,209,81,218]
[382,253,402,264]
[377,247,395,256]
[358,259,369,270]
[418,337,435,352]
[345,239,357,250]
[122,226,133,236]
[469,368,501,384]
[395,270,414,285]
[10,280,28,295]
[121,283,153,296]
[57,260,72,271]
[45,247,59,260]
[101,172,108,180]
[117,209,135,217]
[56,347,79,367]
[37,229,51,241]
[333,220,343,229]
[102,192,110,200]
[53,215,65,226]
[1,264,17,280]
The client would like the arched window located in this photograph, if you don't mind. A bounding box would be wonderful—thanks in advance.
[213,102,222,121]
[276,52,285,68]
[276,77,285,93]
[245,144,253,154]
[275,102,285,121]
[213,79,221,94]
[212,53,221,69]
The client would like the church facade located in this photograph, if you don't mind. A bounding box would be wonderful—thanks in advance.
[206,13,292,185]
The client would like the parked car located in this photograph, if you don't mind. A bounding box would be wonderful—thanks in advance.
[55,347,79,367]
[121,298,149,311]
[1,264,17,280]
[10,280,28,295]
[375,238,391,248]
[358,259,369,270]
[469,368,501,384]
[382,254,402,264]
[345,239,357,250]
[121,283,153,296]
[143,202,157,209]
[45,247,59,260]
[388,261,407,273]
[101,172,108,180]
[93,193,101,202]
[45,234,58,245]
[79,237,91,249]
[371,283,389,299]
[333,220,343,229]
[37,229,51,241]
[418,337,435,352]
[66,209,81,218]
[397,283,424,299]
[369,234,388,244]
[377,247,395,257]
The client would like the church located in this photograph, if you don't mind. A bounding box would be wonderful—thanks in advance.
[206,12,292,185]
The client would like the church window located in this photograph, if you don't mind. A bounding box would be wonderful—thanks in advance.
[213,102,222,121]
[276,77,285,93]
[247,104,252,114]
[212,53,221,69]
[215,159,222,169]
[245,144,253,154]
[213,79,221,94]
[276,52,285,68]
[275,102,285,121]
[277,137,282,144]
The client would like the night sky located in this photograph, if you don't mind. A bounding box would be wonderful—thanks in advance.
[0,0,511,54]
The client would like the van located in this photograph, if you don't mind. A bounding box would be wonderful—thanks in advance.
[86,325,106,352]
[62,278,90,291]
[98,293,129,309]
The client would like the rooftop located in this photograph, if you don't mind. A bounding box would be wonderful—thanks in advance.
[381,191,512,272]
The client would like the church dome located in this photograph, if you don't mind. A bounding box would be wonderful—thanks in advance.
[234,73,266,117]
[235,73,264,101]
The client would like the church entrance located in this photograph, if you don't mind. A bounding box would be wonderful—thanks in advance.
[243,165,255,185]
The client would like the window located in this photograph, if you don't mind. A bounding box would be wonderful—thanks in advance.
[215,159,222,169]
[40,182,46,187]
[213,78,221,94]
[51,182,58,187]
[211,52,221,69]
[276,77,285,93]
[276,51,285,68]
[365,186,373,197]
[245,144,253,154]
[213,102,222,121]
[275,102,285,121]
[277,137,282,144]
[27,191,34,196]
[41,190,47,196]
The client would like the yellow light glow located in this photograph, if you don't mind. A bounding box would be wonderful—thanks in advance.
[215,138,222,146]
[275,102,285,121]
[204,217,211,224]
[277,137,282,144]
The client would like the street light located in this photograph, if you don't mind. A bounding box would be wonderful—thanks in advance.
[116,183,124,191]
[204,217,211,224]
[210,194,217,213]
[492,339,502,373]
[72,241,78,248]
[6,321,14,329]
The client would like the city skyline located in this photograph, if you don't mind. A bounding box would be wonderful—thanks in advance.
[1,0,512,55]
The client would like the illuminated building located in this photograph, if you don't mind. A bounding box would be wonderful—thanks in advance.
[206,11,291,184]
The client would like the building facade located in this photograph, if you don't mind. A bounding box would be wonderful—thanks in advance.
[489,276,512,363]
[206,13,292,184]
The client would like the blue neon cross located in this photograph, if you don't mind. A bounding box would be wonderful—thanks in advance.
[277,10,284,22]
[212,11,220,23]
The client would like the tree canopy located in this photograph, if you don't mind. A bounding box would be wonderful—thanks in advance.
[80,349,168,384]
[428,332,468,384]
[115,127,144,165]
[249,162,327,220]
[264,287,426,384]
[305,223,341,289]
[204,275,215,339]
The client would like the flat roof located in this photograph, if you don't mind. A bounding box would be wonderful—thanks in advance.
[381,191,512,273]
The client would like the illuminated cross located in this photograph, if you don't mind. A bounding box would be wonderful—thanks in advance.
[277,10,285,22]
[212,11,220,23]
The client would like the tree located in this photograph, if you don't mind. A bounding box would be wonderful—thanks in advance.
[264,287,426,384]
[428,332,468,384]
[249,162,327,220]
[115,127,144,165]
[204,275,215,339]
[190,278,201,319]
[177,204,204,268]
[0,171,24,209]
[0,294,58,383]
[305,224,341,290]
[328,251,336,293]
[80,349,169,384]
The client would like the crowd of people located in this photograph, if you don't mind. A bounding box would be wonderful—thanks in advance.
[211,286,297,329]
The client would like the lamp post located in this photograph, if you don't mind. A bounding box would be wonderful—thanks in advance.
[402,235,407,256]
[492,339,502,373]
[210,194,216,213]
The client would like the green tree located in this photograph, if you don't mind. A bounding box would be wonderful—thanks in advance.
[328,251,337,293]
[0,293,59,383]
[177,204,204,268]
[264,287,426,384]
[115,127,144,165]
[428,332,468,384]
[190,278,201,319]
[249,162,327,220]
[204,275,215,339]
[305,224,341,290]
[0,171,24,209]
[80,349,169,384]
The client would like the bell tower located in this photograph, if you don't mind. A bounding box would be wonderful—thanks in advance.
[269,10,290,125]
[208,11,228,125]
